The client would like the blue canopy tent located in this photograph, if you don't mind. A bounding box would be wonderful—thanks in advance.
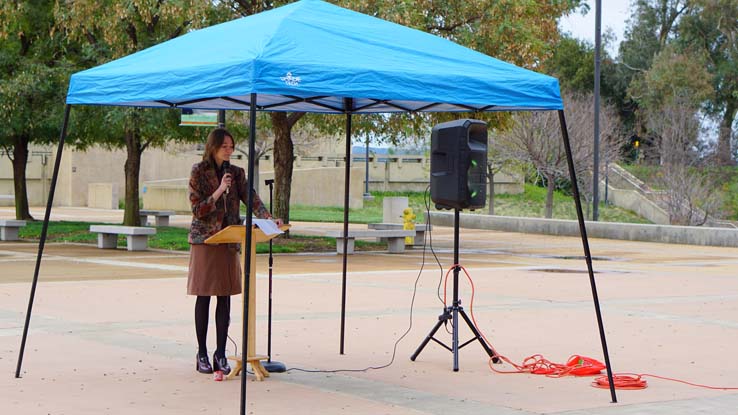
[17,0,617,410]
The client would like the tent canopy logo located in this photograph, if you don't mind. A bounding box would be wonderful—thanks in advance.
[280,72,301,86]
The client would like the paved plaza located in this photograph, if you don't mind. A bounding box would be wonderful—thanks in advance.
[1,207,737,414]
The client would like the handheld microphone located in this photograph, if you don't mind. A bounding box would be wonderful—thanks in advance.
[222,160,231,195]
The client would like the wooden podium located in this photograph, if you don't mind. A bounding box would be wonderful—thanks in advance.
[204,224,287,381]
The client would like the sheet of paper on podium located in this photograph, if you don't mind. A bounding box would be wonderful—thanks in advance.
[247,218,283,236]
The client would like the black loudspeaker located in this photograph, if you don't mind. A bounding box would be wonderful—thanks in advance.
[430,119,487,210]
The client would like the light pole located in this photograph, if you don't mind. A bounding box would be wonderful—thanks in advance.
[364,136,372,199]
[592,0,602,221]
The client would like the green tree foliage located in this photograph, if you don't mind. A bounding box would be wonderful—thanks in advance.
[613,0,691,132]
[546,35,597,92]
[0,0,70,220]
[544,33,620,100]
[54,0,215,225]
[616,0,738,166]
[628,44,714,111]
[679,0,738,165]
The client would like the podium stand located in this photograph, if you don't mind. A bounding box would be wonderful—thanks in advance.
[204,224,287,381]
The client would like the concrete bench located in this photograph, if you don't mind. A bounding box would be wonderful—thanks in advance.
[326,230,415,254]
[139,210,175,227]
[89,225,156,251]
[0,219,26,241]
[367,222,432,246]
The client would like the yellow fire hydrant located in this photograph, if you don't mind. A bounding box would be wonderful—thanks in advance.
[401,207,416,245]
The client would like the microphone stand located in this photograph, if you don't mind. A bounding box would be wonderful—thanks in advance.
[262,179,286,373]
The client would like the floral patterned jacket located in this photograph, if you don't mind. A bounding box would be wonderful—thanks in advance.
[188,160,271,244]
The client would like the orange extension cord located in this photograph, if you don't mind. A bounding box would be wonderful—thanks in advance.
[442,265,738,391]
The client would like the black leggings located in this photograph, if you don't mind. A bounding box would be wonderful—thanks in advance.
[195,295,230,357]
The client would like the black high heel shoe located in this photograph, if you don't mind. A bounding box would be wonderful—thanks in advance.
[213,352,231,375]
[196,354,213,374]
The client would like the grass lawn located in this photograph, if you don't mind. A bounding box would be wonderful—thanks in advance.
[289,191,431,224]
[288,187,650,224]
[18,221,382,253]
[16,186,649,252]
[491,184,650,223]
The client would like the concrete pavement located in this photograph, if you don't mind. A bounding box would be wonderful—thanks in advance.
[1,207,738,414]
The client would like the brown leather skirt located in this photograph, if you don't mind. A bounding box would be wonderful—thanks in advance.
[187,244,242,296]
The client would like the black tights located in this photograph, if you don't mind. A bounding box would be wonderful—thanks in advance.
[195,295,230,358]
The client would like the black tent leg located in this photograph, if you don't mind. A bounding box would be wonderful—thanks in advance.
[340,98,353,355]
[16,104,72,378]
[240,99,255,415]
[558,110,617,403]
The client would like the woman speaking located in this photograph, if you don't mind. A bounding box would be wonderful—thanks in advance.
[187,128,282,375]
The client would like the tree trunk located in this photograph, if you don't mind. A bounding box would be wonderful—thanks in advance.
[271,113,294,229]
[716,99,736,166]
[11,135,33,220]
[123,128,142,226]
[544,173,555,219]
[487,168,495,215]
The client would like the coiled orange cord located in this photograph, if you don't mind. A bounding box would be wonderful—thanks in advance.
[444,264,738,391]
[592,373,738,390]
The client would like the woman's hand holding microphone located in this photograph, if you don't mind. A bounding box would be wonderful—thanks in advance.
[215,162,232,201]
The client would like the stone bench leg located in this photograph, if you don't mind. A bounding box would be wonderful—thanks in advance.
[1,227,20,241]
[139,214,148,227]
[335,237,355,254]
[154,216,170,227]
[98,233,118,249]
[413,230,425,246]
[387,237,406,253]
[127,235,150,251]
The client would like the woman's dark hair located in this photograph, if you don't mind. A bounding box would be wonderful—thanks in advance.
[203,128,234,163]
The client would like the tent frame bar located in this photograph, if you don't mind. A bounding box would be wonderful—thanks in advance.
[339,98,353,354]
[15,104,71,379]
[557,109,617,402]
[239,93,259,415]
[221,97,253,107]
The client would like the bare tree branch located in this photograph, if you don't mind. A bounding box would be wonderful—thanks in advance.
[647,96,722,225]
[497,92,623,218]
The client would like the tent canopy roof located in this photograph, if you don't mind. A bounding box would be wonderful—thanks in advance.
[66,0,563,114]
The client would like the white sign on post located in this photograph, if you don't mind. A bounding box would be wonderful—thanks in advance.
[180,109,218,127]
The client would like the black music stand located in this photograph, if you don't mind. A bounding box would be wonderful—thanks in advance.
[262,179,286,373]
[410,209,499,370]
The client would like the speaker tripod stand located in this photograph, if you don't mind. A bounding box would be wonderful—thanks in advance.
[410,209,499,371]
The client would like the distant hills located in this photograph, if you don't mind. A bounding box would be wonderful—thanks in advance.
[351,146,424,155]
[352,145,388,155]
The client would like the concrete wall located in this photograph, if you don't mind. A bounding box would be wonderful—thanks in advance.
[142,179,190,213]
[55,144,204,208]
[600,183,670,225]
[258,167,364,209]
[0,149,52,207]
[144,166,365,213]
[600,164,670,225]
[430,211,738,248]
[87,183,119,209]
[5,143,523,209]
[293,155,524,194]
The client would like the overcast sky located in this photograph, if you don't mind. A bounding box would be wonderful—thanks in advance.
[558,0,633,55]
